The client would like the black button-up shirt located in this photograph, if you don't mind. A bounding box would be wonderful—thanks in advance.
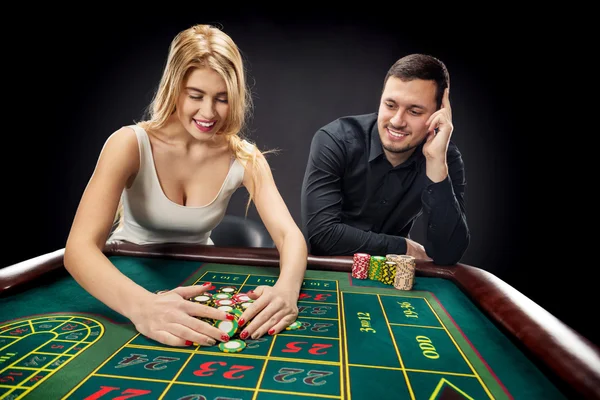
[301,113,469,265]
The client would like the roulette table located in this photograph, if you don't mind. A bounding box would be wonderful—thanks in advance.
[1,242,598,399]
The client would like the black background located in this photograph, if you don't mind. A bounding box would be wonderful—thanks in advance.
[4,11,595,344]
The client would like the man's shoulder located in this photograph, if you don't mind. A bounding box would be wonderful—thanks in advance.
[318,113,377,141]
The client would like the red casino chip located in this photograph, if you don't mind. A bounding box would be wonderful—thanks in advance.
[352,253,370,279]
[233,293,252,303]
[214,299,235,307]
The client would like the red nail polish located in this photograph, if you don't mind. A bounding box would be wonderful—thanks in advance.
[248,290,254,294]
[221,334,230,341]
[268,328,275,335]
[185,340,192,346]
[226,314,235,320]
[202,282,211,286]
[238,318,245,326]
[240,331,248,339]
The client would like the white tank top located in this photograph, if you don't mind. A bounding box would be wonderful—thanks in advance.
[108,124,252,245]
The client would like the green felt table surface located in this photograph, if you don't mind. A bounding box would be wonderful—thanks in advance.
[0,256,568,399]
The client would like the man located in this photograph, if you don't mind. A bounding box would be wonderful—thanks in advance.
[301,54,469,265]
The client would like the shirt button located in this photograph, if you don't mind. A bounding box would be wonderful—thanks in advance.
[382,200,387,204]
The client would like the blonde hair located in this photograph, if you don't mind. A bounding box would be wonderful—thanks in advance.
[112,24,270,233]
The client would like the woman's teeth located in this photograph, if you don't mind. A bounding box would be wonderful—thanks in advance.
[196,120,215,127]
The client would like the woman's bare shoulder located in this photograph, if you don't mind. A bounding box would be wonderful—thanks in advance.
[96,126,141,175]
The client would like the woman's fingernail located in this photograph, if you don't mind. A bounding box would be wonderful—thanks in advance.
[238,318,245,326]
[226,314,235,320]
[185,340,193,346]
[240,331,248,339]
[221,334,230,342]
[248,290,254,294]
[208,339,216,346]
[202,282,211,286]
[268,328,275,335]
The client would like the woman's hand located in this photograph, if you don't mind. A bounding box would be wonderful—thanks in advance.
[129,283,235,346]
[237,284,299,340]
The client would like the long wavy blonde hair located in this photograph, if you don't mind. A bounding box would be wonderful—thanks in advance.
[112,24,269,232]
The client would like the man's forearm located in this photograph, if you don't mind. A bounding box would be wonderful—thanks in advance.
[308,222,407,256]
[426,158,448,183]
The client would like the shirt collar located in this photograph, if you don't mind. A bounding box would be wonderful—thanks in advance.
[369,122,384,162]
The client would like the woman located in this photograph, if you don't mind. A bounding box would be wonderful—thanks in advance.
[64,24,307,347]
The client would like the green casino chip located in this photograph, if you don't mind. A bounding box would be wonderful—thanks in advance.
[213,293,232,300]
[218,339,246,353]
[215,319,239,337]
[286,321,302,330]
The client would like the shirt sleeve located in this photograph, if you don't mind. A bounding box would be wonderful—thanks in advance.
[421,144,470,265]
[301,129,407,256]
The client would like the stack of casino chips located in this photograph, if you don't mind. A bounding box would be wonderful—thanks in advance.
[380,254,401,285]
[368,256,385,280]
[188,285,254,353]
[352,253,416,291]
[393,255,416,290]
[379,260,397,285]
[187,285,302,353]
[352,253,370,279]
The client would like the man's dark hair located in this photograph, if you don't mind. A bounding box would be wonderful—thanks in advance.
[384,54,449,109]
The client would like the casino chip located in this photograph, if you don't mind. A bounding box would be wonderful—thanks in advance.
[286,321,302,330]
[352,253,370,279]
[190,295,212,305]
[217,305,234,313]
[218,339,246,353]
[233,293,252,302]
[213,292,232,300]
[219,286,238,294]
[215,299,235,307]
[215,319,239,337]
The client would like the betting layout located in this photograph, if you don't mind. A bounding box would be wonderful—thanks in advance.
[60,271,343,399]
[341,290,508,399]
[1,267,511,399]
[0,316,104,399]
